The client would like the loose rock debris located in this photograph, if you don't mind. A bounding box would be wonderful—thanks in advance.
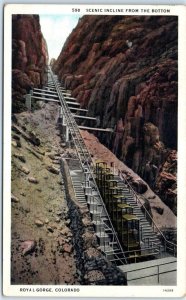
[28,177,39,184]
[11,104,80,285]
[46,165,60,175]
[21,240,36,256]
[11,194,20,203]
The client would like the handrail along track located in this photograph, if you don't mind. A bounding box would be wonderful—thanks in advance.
[119,172,177,256]
[48,67,128,264]
[26,67,177,267]
[46,67,176,265]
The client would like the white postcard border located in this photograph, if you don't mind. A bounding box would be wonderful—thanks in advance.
[3,4,186,297]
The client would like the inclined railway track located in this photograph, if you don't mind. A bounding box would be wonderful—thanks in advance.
[28,66,176,268]
[47,67,128,264]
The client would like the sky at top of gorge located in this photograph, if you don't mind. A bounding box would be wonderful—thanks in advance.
[40,14,82,61]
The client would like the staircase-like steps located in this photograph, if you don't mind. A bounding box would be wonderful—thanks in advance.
[69,168,87,206]
[113,175,162,248]
[46,68,177,266]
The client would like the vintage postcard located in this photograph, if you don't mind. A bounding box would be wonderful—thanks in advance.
[3,3,186,298]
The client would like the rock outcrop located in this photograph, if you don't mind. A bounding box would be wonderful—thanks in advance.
[156,150,177,215]
[53,16,177,213]
[12,15,48,112]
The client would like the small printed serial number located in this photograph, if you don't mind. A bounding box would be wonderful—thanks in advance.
[163,289,173,292]
[72,8,81,12]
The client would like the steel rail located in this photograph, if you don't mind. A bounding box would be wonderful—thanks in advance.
[47,70,172,261]
[119,172,177,257]
[48,67,128,264]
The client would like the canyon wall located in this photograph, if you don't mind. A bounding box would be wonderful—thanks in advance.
[53,16,177,214]
[12,15,48,112]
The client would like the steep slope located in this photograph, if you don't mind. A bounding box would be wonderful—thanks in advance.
[53,15,177,214]
[80,130,176,230]
[11,103,79,284]
[11,104,127,285]
[12,15,48,112]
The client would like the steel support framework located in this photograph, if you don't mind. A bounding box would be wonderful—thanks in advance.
[47,67,128,264]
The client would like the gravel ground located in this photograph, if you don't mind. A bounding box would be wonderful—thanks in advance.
[11,102,79,285]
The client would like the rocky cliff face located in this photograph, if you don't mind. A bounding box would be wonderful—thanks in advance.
[156,150,177,215]
[12,15,48,112]
[53,15,177,214]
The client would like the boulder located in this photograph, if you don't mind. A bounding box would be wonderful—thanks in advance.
[60,227,72,237]
[28,177,39,184]
[21,240,36,255]
[154,206,164,215]
[85,270,105,283]
[35,219,44,227]
[47,226,54,233]
[46,165,60,175]
[28,131,41,146]
[63,243,73,254]
[12,141,18,147]
[131,179,148,194]
[13,152,26,163]
[20,165,30,175]
[11,194,20,203]
[82,231,97,248]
